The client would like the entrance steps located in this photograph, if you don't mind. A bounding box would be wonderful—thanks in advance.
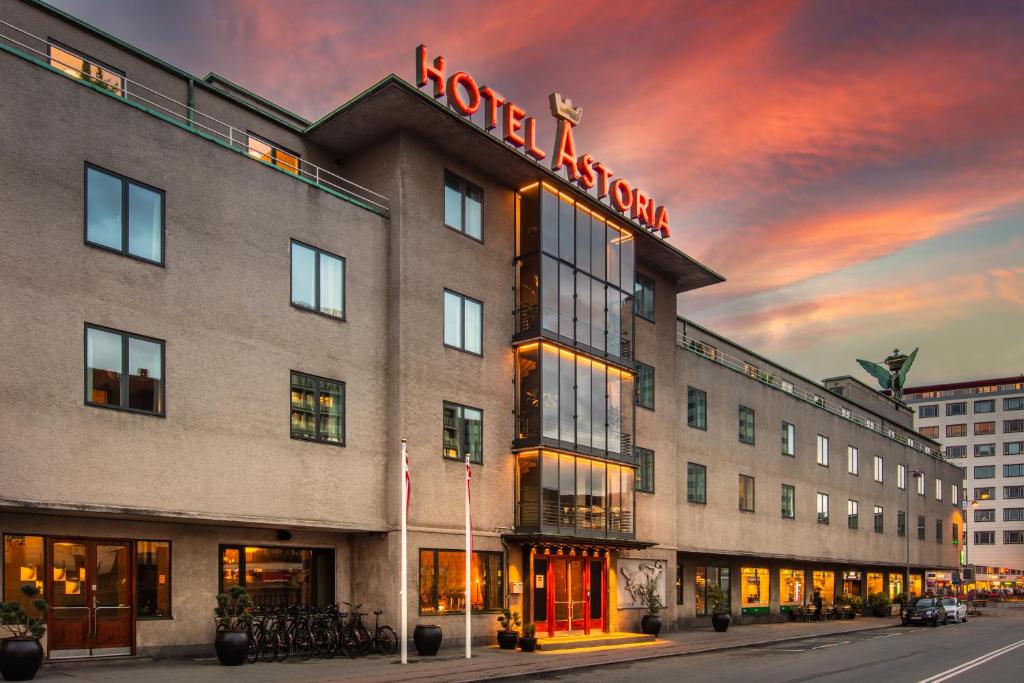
[538,631,656,651]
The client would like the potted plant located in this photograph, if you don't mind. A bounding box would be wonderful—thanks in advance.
[0,585,47,681]
[709,584,730,632]
[893,592,908,616]
[519,622,538,652]
[213,585,253,666]
[868,592,891,617]
[496,608,521,650]
[639,576,664,636]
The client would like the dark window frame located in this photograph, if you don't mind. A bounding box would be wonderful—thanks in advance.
[739,474,755,512]
[49,38,126,96]
[974,399,995,414]
[974,530,995,544]
[781,421,795,456]
[781,484,795,519]
[897,510,907,537]
[443,289,484,356]
[290,370,346,447]
[245,130,302,173]
[218,543,335,607]
[84,162,165,266]
[975,508,995,522]
[1004,397,1024,411]
[918,404,938,418]
[442,401,484,464]
[1005,464,1024,478]
[974,465,996,479]
[418,548,504,614]
[289,239,347,322]
[874,506,884,534]
[635,362,655,410]
[848,499,859,529]
[946,402,967,416]
[687,462,707,504]
[738,405,755,445]
[1006,531,1024,545]
[817,492,829,524]
[83,323,166,417]
[687,387,707,430]
[635,447,655,493]
[917,515,926,541]
[634,273,655,323]
[443,170,485,242]
[135,539,173,620]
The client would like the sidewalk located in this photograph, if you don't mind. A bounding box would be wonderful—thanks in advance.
[38,617,902,682]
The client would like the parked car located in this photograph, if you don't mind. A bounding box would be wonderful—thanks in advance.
[940,597,968,623]
[902,597,947,627]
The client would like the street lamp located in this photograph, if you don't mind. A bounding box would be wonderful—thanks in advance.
[906,470,924,606]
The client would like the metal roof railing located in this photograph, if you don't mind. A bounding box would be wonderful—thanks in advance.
[0,18,389,215]
[677,331,948,463]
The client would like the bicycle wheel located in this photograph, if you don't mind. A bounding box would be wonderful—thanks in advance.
[295,627,314,660]
[376,626,398,655]
[247,628,259,663]
[338,627,358,659]
[258,630,277,663]
[355,624,372,653]
[274,630,289,662]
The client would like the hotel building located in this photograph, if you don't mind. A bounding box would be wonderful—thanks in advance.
[0,0,961,658]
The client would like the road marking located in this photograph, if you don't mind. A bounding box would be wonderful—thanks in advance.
[872,633,902,639]
[916,638,1024,683]
[811,641,849,650]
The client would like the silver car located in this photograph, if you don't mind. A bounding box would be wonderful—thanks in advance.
[941,597,968,623]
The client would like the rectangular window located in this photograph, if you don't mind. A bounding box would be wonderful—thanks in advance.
[847,499,859,529]
[780,568,804,606]
[898,464,906,490]
[1007,486,1024,499]
[687,463,706,504]
[918,404,938,418]
[246,132,300,174]
[874,506,884,533]
[847,446,859,475]
[1004,531,1024,545]
[817,492,829,524]
[946,402,967,416]
[442,402,483,464]
[897,510,906,537]
[975,487,995,500]
[1005,464,1024,478]
[3,535,44,613]
[952,484,959,506]
[1006,442,1024,456]
[49,41,124,95]
[919,426,940,439]
[1005,397,1024,411]
[635,274,655,322]
[1004,508,1024,522]
[290,371,344,445]
[917,515,926,540]
[781,422,795,456]
[974,399,995,413]
[936,478,943,500]
[873,456,883,483]
[974,444,995,457]
[974,466,996,479]
[687,387,707,430]
[85,325,164,415]
[781,484,795,519]
[974,531,995,544]
[936,520,943,544]
[741,567,770,613]
[817,435,829,467]
[695,566,730,616]
[85,165,164,263]
[917,473,926,495]
[946,424,967,438]
[635,447,655,493]
[290,241,345,319]
[975,508,995,522]
[1004,419,1024,433]
[974,421,996,436]
[635,363,655,410]
[136,540,171,618]
[739,406,755,445]
[443,171,483,240]
[739,475,755,512]
[220,545,334,608]
[419,549,503,613]
[444,290,483,354]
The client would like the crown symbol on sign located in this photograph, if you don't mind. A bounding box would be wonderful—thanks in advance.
[549,92,582,126]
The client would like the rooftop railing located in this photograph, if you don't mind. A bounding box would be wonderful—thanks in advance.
[0,18,389,215]
[677,331,948,463]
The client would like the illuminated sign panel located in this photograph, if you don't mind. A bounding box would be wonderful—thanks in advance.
[415,45,670,238]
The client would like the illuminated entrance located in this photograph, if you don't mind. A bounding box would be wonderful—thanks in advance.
[531,550,607,636]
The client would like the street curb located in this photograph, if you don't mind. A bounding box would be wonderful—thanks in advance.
[464,622,901,682]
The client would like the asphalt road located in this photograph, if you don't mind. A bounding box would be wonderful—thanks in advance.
[536,609,1024,683]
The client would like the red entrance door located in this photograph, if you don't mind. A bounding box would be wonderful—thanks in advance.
[546,556,604,635]
[48,539,134,657]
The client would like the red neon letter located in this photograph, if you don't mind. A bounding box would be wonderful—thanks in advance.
[631,188,653,225]
[654,205,670,237]
[551,120,578,179]
[610,179,633,213]
[577,154,596,189]
[480,86,505,130]
[446,71,481,115]
[503,102,526,147]
[525,117,546,160]
[415,44,445,98]
[594,162,614,199]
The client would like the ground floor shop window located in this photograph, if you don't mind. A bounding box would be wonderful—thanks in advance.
[136,541,171,618]
[812,571,834,605]
[909,574,923,597]
[780,568,804,610]
[695,565,730,615]
[888,573,904,598]
[3,535,44,611]
[220,545,334,608]
[419,549,503,614]
[741,567,769,614]
[867,572,883,596]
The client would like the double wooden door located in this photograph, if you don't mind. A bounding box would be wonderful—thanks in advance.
[549,557,605,634]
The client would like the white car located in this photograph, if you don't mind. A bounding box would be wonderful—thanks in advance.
[941,597,968,623]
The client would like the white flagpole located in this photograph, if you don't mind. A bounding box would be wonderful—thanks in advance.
[400,439,408,664]
[465,460,472,659]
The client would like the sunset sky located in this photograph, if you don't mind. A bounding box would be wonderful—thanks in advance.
[50,0,1024,386]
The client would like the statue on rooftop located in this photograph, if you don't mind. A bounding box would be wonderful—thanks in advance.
[857,348,918,401]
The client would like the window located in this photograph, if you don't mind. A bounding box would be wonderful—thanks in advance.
[974,399,995,413]
[975,508,995,522]
[1004,508,1024,522]
[49,41,124,95]
[246,132,300,174]
[635,363,655,410]
[1005,464,1024,478]
[290,371,344,445]
[974,421,996,436]
[687,387,707,429]
[695,566,730,616]
[442,402,483,464]
[974,466,996,479]
[874,506,884,533]
[917,473,926,495]
[741,567,770,613]
[946,424,967,438]
[918,404,938,418]
[847,446,859,475]
[817,493,829,524]
[85,325,164,415]
[85,165,164,263]
[873,456,883,483]
[936,478,943,500]
[780,568,804,607]
[975,487,995,500]
[290,241,345,319]
[917,515,926,540]
[898,464,907,490]
[936,520,943,544]
[975,531,995,544]
[897,510,906,537]
[1007,486,1024,499]
[635,274,655,322]
[687,463,706,504]
[946,402,967,416]
[739,406,755,445]
[136,541,171,618]
[847,500,859,529]
[1005,397,1024,411]
[635,448,655,493]
[444,290,483,354]
[952,484,959,506]
[781,484,795,518]
[738,475,755,512]
[220,545,334,608]
[1005,419,1024,433]
[1006,442,1024,456]
[781,422,795,456]
[975,444,996,457]
[443,171,483,240]
[419,549,502,613]
[1004,531,1024,545]
[3,535,44,613]
[816,435,829,467]
[919,426,939,439]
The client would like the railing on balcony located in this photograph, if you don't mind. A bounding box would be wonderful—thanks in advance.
[514,416,634,463]
[513,308,634,365]
[0,18,389,215]
[515,500,634,538]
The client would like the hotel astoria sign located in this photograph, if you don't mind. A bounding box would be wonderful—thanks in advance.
[416,45,671,238]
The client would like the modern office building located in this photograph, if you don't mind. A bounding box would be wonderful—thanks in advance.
[904,376,1024,589]
[0,0,961,659]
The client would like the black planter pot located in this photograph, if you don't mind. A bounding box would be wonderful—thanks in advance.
[640,614,662,637]
[214,630,249,666]
[0,639,43,682]
[873,606,889,617]
[711,612,731,632]
[519,637,538,652]
[496,630,519,650]
[414,624,443,656]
